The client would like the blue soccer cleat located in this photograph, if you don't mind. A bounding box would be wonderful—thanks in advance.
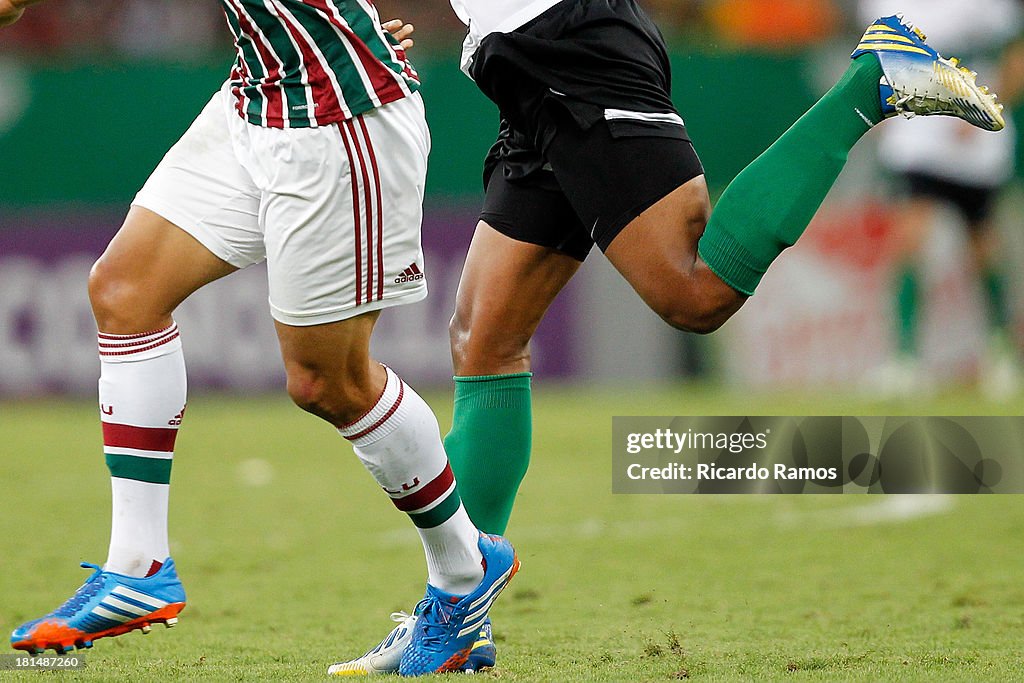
[853,15,1004,131]
[327,614,496,676]
[398,533,519,676]
[10,559,186,655]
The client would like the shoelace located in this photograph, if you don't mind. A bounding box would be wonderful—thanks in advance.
[358,611,415,658]
[413,597,458,651]
[51,563,105,619]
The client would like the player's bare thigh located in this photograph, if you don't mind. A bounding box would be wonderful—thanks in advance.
[602,175,747,334]
[89,206,237,335]
[450,221,582,376]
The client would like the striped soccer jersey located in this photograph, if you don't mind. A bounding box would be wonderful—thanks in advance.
[220,0,419,128]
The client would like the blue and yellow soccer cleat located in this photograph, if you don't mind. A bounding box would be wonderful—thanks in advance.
[398,533,519,676]
[10,559,186,655]
[853,15,1004,131]
[327,614,496,676]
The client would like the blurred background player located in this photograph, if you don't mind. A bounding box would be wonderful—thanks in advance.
[859,0,1024,398]
[330,0,1007,675]
[1,2,516,676]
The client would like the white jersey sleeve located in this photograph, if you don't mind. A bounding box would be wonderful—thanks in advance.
[451,0,564,74]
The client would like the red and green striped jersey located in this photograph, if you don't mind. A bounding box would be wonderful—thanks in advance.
[220,0,419,128]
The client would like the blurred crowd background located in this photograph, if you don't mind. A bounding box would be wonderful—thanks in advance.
[0,0,851,55]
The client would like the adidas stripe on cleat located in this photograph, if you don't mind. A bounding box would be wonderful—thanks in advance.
[398,533,519,677]
[10,558,186,655]
[853,14,1004,131]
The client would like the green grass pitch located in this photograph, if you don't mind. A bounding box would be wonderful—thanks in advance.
[2,384,1023,681]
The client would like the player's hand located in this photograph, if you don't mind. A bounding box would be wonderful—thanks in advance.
[0,0,41,28]
[0,2,26,28]
[382,19,414,50]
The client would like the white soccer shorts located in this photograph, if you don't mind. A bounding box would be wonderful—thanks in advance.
[133,84,430,326]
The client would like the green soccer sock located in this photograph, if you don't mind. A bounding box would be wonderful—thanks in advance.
[698,55,886,295]
[983,267,1010,333]
[444,373,532,535]
[896,265,920,355]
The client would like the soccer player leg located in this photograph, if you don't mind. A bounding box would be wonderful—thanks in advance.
[549,56,885,326]
[872,190,938,395]
[10,209,212,652]
[329,221,559,676]
[241,94,516,676]
[447,221,581,536]
[91,208,237,581]
[964,202,1020,397]
[696,15,1003,298]
[10,89,267,656]
[276,316,511,676]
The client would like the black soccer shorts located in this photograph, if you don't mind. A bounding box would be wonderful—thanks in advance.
[472,0,706,260]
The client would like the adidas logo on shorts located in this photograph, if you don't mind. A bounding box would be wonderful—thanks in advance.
[395,263,424,284]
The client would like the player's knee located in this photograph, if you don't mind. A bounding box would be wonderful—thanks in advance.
[448,312,470,362]
[285,367,336,420]
[449,312,530,374]
[88,258,147,331]
[285,365,373,426]
[659,308,726,335]
[652,293,732,335]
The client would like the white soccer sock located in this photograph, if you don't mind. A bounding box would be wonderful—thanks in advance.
[98,323,186,578]
[340,366,484,595]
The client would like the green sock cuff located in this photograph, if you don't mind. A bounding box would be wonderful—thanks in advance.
[697,228,766,297]
[453,372,533,383]
[453,373,532,409]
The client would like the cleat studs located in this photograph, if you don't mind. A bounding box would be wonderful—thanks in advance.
[141,624,152,634]
[165,617,178,628]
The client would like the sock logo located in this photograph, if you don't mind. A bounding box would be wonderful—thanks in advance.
[383,477,420,494]
[394,263,424,284]
[168,405,187,426]
[101,404,114,415]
